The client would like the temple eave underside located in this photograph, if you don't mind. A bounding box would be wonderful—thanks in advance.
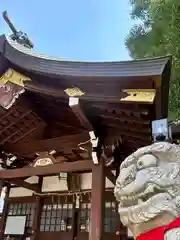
[0,34,172,240]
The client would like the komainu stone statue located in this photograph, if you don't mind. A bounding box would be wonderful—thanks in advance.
[114,142,180,240]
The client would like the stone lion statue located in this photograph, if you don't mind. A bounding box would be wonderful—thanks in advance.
[114,142,180,239]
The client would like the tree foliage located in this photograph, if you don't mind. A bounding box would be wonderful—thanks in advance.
[126,0,180,120]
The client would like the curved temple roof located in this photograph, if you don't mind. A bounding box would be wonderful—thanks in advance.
[0,34,170,78]
[0,34,172,166]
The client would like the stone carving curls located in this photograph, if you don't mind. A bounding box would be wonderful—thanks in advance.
[114,142,180,239]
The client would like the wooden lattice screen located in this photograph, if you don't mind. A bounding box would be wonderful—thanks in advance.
[40,203,73,232]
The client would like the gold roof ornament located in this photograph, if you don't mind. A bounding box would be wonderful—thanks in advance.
[0,68,31,87]
[64,87,85,97]
[0,68,31,109]
[120,89,156,103]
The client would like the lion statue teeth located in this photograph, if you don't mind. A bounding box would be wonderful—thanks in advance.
[114,142,180,239]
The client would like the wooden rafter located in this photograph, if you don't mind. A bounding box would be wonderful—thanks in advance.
[89,102,150,115]
[106,128,151,141]
[104,133,150,147]
[3,132,90,156]
[72,149,84,160]
[105,168,116,185]
[68,96,104,164]
[99,112,150,125]
[106,122,151,134]
[69,97,93,131]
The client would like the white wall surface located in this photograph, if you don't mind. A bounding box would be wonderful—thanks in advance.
[9,187,33,197]
[9,171,116,198]
[25,176,39,184]
[42,176,68,192]
[81,173,115,189]
[9,176,39,197]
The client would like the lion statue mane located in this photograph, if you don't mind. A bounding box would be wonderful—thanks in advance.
[114,142,180,239]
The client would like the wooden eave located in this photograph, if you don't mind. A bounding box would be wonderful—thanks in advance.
[0,34,172,169]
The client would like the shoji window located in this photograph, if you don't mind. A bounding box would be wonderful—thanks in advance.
[40,203,73,232]
[104,202,117,232]
[79,203,91,232]
[8,203,35,228]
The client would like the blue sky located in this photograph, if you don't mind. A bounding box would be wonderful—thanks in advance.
[0,0,135,61]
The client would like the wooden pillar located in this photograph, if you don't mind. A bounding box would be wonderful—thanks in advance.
[89,160,105,240]
[0,184,10,240]
[31,177,43,240]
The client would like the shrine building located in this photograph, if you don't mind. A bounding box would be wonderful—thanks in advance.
[0,34,171,240]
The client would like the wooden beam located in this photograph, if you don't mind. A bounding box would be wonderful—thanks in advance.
[7,179,39,192]
[3,131,90,156]
[26,76,154,102]
[105,168,116,185]
[89,159,105,240]
[4,126,150,158]
[154,62,171,119]
[0,160,93,179]
[69,97,93,131]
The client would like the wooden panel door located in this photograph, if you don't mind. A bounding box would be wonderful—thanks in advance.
[75,200,129,240]
[104,201,124,240]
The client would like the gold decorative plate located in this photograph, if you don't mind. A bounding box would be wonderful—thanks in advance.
[120,89,156,103]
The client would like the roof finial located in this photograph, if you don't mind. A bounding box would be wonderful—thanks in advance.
[2,10,34,49]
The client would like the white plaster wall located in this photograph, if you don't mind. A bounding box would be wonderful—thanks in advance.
[9,188,33,197]
[9,176,39,197]
[1,187,6,199]
[128,228,133,237]
[42,176,68,192]
[81,171,115,190]
[25,176,39,184]
[0,187,7,212]
[81,173,92,190]
[9,171,116,197]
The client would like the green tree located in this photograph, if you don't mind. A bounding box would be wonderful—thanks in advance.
[126,0,180,120]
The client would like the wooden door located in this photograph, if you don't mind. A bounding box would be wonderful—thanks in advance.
[104,201,127,240]
[75,200,128,240]
[76,202,90,240]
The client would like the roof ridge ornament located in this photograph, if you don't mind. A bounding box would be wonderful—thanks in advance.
[2,10,34,49]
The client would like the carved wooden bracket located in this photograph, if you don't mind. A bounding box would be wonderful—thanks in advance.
[33,151,56,167]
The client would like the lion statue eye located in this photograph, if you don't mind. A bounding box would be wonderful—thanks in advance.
[137,154,157,170]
